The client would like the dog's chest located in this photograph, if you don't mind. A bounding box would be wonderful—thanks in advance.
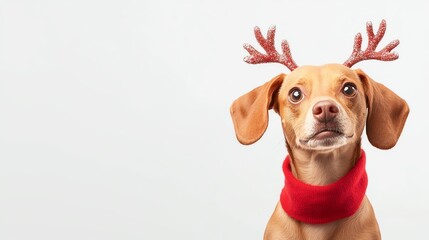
[300,222,338,240]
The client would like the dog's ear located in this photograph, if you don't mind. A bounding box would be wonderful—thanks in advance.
[355,69,409,149]
[230,74,285,145]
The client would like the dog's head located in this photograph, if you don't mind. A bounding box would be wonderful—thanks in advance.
[230,64,409,150]
[231,20,409,152]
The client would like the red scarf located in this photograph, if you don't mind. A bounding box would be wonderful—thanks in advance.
[280,150,368,224]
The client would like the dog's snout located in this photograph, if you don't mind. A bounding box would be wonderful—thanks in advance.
[312,100,339,122]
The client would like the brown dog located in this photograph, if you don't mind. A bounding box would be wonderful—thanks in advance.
[230,21,409,240]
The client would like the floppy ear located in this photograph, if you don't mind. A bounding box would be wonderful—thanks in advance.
[355,69,410,149]
[230,74,285,145]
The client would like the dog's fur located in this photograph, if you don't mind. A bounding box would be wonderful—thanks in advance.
[230,64,409,239]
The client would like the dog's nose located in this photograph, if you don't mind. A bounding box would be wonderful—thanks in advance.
[312,100,339,122]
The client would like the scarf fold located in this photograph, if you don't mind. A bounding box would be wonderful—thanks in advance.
[280,150,368,224]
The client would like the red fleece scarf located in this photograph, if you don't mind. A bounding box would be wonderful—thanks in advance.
[280,150,368,224]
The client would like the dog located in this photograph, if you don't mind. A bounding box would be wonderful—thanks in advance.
[230,20,409,240]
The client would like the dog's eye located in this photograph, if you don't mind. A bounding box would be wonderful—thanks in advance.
[342,83,357,97]
[288,88,304,103]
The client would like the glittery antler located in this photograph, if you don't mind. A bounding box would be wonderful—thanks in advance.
[343,19,400,67]
[243,26,298,71]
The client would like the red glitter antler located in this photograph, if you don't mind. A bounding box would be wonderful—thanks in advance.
[343,19,400,67]
[244,26,298,71]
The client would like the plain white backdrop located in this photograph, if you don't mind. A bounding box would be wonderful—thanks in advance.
[0,0,428,239]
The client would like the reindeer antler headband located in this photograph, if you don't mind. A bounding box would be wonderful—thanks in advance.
[243,19,399,71]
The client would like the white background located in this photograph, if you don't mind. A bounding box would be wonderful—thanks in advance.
[0,0,428,239]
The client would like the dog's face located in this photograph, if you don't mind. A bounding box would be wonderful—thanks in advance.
[230,64,409,150]
[277,64,367,151]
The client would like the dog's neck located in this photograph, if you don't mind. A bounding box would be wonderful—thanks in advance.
[286,142,361,185]
[280,145,368,224]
